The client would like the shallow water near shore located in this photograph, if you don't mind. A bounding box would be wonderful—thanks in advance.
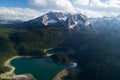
[11,57,65,80]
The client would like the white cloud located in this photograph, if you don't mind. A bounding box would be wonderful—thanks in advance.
[89,0,120,8]
[72,0,90,6]
[0,7,43,21]
[28,0,120,18]
[28,0,76,13]
[76,8,119,18]
[0,0,120,21]
[73,0,120,18]
[105,0,120,8]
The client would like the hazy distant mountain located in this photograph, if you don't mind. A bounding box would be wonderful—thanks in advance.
[0,20,23,24]
[89,16,120,32]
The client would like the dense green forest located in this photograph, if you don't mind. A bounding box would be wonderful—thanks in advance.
[0,26,120,80]
[0,29,17,73]
[0,28,71,74]
[60,31,120,80]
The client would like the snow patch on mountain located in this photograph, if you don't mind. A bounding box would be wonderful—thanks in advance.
[29,12,90,30]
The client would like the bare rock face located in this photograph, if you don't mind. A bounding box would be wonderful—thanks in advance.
[42,15,48,26]
[29,12,90,31]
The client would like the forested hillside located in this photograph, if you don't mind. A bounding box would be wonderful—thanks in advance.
[0,29,17,73]
[0,26,120,80]
[0,28,71,74]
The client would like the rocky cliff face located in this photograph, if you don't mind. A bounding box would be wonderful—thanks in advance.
[29,12,90,31]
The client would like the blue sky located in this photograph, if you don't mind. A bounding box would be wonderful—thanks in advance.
[0,0,28,7]
[0,0,107,7]
[100,0,107,2]
[0,0,120,21]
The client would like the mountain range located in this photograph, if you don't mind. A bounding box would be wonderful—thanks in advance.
[0,12,120,32]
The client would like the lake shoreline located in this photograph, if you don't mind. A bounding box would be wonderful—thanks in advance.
[0,50,69,80]
[53,69,68,80]
[44,48,53,56]
[4,56,22,74]
[45,48,69,80]
[0,56,36,80]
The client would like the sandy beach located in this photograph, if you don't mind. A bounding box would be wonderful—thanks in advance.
[4,56,22,74]
[44,48,54,57]
[0,56,35,80]
[0,56,22,77]
[0,54,68,80]
[53,69,68,80]
[0,56,22,78]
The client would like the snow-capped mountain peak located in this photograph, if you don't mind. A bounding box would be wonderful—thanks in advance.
[29,12,90,30]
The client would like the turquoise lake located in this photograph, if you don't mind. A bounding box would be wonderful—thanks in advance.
[11,57,65,80]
